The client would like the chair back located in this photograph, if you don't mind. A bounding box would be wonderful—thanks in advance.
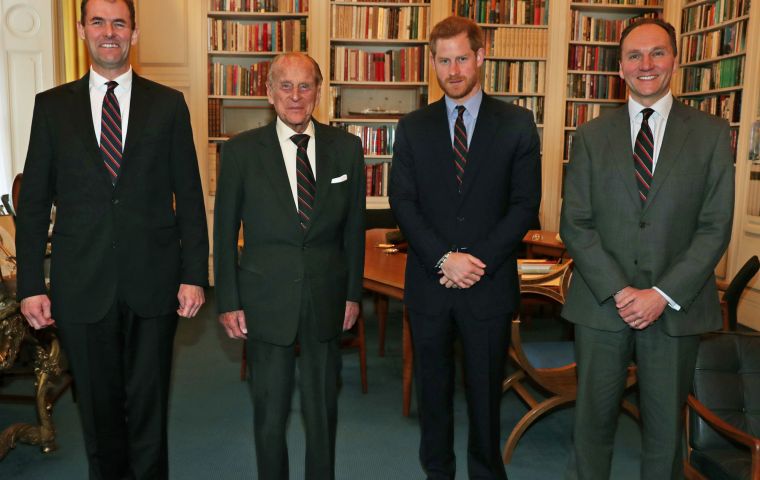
[691,331,760,452]
[724,256,760,330]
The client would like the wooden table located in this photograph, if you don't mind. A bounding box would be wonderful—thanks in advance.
[522,230,566,259]
[365,230,568,417]
[363,229,414,416]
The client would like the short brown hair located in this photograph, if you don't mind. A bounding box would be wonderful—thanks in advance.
[81,0,136,29]
[619,18,677,57]
[429,16,484,56]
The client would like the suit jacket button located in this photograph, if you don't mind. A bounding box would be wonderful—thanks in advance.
[634,260,638,265]
[457,216,464,222]
[639,222,646,228]
[112,198,120,205]
[112,241,117,249]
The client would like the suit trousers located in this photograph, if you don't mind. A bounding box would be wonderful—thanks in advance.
[566,321,700,480]
[409,293,510,480]
[248,282,339,480]
[57,300,178,480]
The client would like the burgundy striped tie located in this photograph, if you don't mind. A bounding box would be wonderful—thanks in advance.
[453,105,468,187]
[292,134,316,230]
[100,81,122,185]
[633,108,655,204]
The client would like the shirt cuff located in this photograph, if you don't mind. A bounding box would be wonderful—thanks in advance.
[653,286,681,311]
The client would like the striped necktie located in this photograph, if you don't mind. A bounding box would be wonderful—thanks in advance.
[453,105,468,187]
[100,81,122,185]
[633,108,655,204]
[291,134,316,230]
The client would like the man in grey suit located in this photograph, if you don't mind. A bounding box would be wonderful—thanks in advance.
[213,53,365,480]
[560,19,734,479]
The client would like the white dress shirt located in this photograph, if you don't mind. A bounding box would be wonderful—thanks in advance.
[88,67,133,148]
[275,117,317,209]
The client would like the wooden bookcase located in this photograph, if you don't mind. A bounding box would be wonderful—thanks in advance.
[205,1,309,195]
[561,0,664,204]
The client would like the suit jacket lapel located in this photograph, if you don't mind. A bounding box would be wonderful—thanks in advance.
[608,105,642,207]
[459,94,497,199]
[644,100,690,211]
[257,122,302,228]
[120,73,150,181]
[311,121,334,227]
[69,74,111,183]
[427,99,460,195]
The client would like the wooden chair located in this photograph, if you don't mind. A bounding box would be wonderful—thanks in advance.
[502,259,639,463]
[240,314,368,394]
[685,331,760,480]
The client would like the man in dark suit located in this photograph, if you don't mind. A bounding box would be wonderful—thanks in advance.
[15,0,208,478]
[560,19,734,479]
[214,53,365,480]
[389,16,541,480]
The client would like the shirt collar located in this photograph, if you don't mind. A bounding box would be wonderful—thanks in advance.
[628,91,673,122]
[275,116,315,145]
[445,87,483,120]
[89,66,133,92]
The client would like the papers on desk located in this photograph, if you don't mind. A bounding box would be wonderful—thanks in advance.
[518,260,555,274]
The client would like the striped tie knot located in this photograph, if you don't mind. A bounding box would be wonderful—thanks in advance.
[453,105,468,187]
[291,134,316,230]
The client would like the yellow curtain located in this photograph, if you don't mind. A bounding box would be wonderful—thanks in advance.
[61,0,89,82]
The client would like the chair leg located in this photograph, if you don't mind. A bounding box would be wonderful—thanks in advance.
[502,395,573,464]
[240,342,247,381]
[375,294,388,357]
[358,315,368,394]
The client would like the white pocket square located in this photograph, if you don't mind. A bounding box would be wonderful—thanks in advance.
[331,174,348,184]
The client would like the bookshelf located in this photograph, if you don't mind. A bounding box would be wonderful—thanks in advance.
[327,0,433,209]
[562,0,664,198]
[205,1,309,196]
[676,0,751,159]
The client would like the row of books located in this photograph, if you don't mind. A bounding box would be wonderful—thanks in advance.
[681,56,744,92]
[209,61,271,96]
[337,123,397,156]
[681,0,750,33]
[568,45,618,72]
[565,102,614,128]
[681,91,742,123]
[573,0,661,5]
[453,0,548,26]
[209,99,223,137]
[208,143,221,196]
[748,167,760,216]
[366,163,391,197]
[566,73,626,100]
[208,19,307,53]
[330,46,428,82]
[570,12,659,43]
[330,5,429,40]
[505,96,544,123]
[339,0,429,3]
[484,27,547,58]
[679,21,746,64]
[483,60,545,94]
[209,0,308,13]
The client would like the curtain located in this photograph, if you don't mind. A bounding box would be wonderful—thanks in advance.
[62,0,89,82]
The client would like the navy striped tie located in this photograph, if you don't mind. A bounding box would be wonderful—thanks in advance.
[291,134,316,230]
[100,81,122,185]
[633,108,655,204]
[453,105,468,187]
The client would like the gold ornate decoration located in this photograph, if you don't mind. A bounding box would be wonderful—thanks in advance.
[0,298,64,459]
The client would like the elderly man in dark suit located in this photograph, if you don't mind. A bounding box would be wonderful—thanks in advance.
[561,19,734,479]
[214,52,365,480]
[390,16,541,480]
[15,0,208,478]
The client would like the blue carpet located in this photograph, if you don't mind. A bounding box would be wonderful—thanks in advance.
[0,291,642,479]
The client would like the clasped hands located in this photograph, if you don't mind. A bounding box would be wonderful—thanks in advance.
[438,252,486,289]
[614,286,668,330]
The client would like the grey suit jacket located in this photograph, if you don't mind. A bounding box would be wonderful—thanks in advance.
[560,100,734,336]
[213,120,365,345]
